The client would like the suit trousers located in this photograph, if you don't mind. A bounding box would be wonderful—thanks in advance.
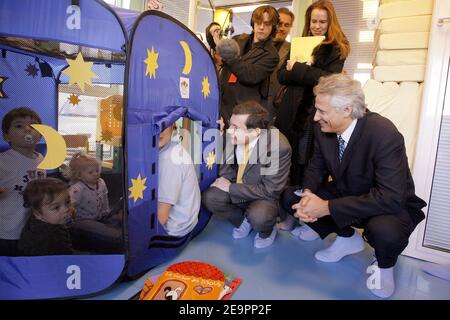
[281,186,414,268]
[0,239,19,256]
[202,187,278,238]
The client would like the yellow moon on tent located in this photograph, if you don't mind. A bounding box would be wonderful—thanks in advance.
[31,124,67,170]
[180,41,192,75]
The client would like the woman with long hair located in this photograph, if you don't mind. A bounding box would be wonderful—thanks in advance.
[275,0,350,187]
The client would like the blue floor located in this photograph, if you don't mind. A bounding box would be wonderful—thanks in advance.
[89,216,450,300]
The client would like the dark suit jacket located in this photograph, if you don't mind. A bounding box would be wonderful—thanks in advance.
[219,128,292,204]
[302,112,426,229]
[219,34,279,122]
[267,40,291,109]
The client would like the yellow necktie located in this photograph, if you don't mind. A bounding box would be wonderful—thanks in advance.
[236,142,250,184]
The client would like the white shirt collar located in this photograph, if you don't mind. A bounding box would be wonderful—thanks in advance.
[338,119,357,145]
[236,136,259,164]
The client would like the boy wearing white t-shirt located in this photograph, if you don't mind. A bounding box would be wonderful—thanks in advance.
[0,107,46,256]
[157,123,200,237]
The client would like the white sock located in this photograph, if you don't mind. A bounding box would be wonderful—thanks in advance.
[254,228,277,249]
[291,224,320,241]
[232,217,252,239]
[315,231,365,262]
[422,262,450,281]
[369,266,395,298]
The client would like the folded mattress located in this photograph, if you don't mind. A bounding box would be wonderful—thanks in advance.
[380,15,432,34]
[363,80,423,168]
[380,0,410,4]
[379,0,433,20]
[373,65,426,82]
[376,49,427,66]
[378,32,429,50]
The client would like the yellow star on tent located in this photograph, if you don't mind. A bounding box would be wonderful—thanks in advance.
[206,151,215,170]
[144,47,159,79]
[63,52,98,92]
[129,174,147,203]
[201,76,210,99]
[68,94,80,106]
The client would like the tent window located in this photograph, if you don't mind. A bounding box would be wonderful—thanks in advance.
[58,84,124,171]
[0,37,125,62]
[57,64,125,255]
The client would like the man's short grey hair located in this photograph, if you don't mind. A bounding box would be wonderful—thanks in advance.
[313,73,367,119]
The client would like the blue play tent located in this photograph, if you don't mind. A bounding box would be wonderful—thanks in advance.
[0,0,219,299]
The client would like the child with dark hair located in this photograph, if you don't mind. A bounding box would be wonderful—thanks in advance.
[0,107,46,256]
[18,178,75,256]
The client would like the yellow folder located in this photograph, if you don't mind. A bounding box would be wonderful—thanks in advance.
[290,36,325,63]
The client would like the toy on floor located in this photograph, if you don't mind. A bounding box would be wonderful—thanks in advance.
[139,261,241,300]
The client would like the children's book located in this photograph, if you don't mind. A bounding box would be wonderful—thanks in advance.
[138,261,242,300]
[220,272,242,301]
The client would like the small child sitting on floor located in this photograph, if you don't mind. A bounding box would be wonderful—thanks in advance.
[68,153,111,221]
[67,153,122,253]
[18,178,75,256]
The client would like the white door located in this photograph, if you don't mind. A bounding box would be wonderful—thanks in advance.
[403,0,450,264]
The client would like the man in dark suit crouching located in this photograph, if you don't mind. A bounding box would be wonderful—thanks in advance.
[280,73,426,298]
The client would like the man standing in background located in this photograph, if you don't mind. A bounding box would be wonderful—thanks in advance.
[268,7,295,120]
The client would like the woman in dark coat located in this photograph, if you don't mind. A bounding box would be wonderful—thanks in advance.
[275,0,350,185]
